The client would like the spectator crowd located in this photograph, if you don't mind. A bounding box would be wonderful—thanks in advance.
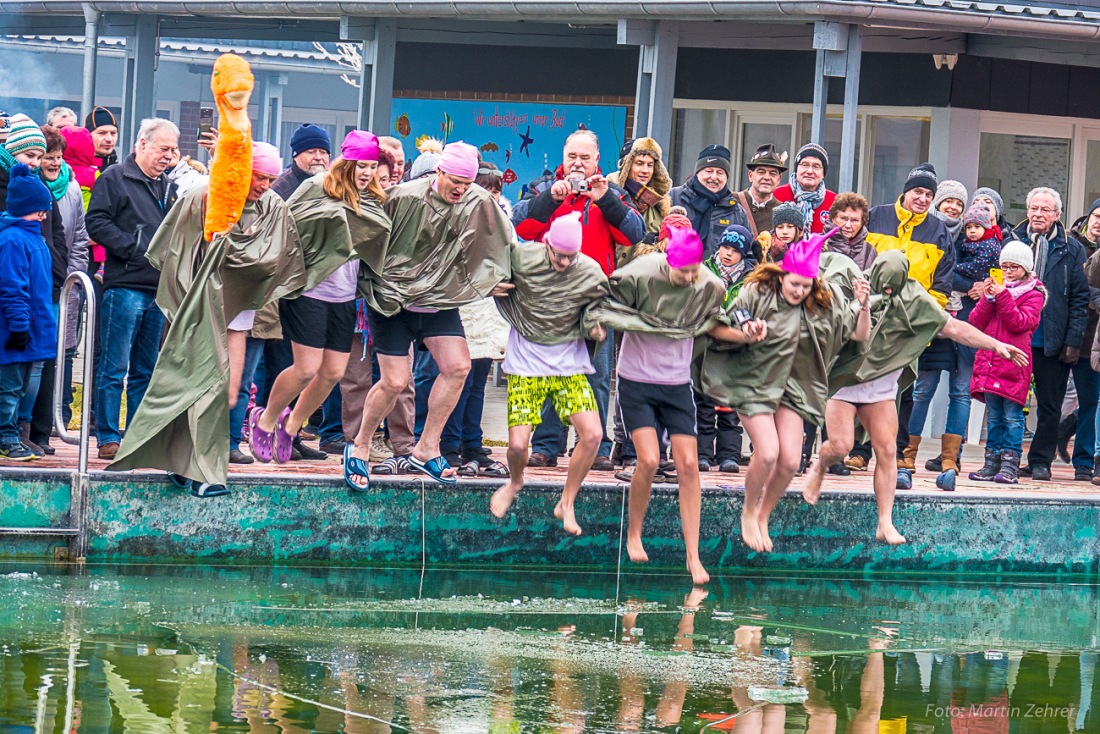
[2,104,1099,524]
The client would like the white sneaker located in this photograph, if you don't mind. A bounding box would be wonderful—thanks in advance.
[370,433,394,462]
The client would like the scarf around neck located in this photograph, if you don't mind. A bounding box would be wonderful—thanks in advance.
[1004,274,1046,306]
[716,257,747,287]
[44,163,73,202]
[933,209,963,243]
[685,176,726,232]
[0,146,16,172]
[789,178,825,230]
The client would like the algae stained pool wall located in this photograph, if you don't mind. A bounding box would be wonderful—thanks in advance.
[1,469,1099,575]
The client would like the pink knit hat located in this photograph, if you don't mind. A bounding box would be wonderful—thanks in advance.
[437,141,479,180]
[341,130,380,162]
[251,141,283,177]
[546,211,583,254]
[666,227,703,269]
[781,227,836,280]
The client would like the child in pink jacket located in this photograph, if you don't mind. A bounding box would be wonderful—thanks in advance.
[968,241,1046,484]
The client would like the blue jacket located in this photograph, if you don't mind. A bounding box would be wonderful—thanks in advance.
[0,213,58,365]
[670,178,749,260]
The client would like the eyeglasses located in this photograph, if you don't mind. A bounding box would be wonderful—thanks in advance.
[546,245,578,264]
[1002,263,1024,272]
[477,167,503,178]
[1027,205,1057,215]
[797,161,823,173]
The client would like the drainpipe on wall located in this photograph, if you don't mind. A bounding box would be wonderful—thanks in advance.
[81,3,100,121]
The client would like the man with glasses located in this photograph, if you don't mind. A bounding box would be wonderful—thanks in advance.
[85,118,180,460]
[736,144,787,238]
[344,141,514,487]
[1014,187,1091,481]
[774,143,835,234]
[491,212,610,535]
[515,129,645,472]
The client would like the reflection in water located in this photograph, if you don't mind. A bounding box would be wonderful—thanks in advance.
[0,564,1097,732]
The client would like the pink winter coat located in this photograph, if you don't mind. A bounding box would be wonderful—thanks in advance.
[969,281,1046,406]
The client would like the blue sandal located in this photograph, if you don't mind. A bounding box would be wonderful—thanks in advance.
[167,472,191,489]
[344,443,370,492]
[408,455,457,486]
[191,482,230,498]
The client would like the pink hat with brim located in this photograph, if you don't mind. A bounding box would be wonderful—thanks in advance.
[780,227,836,280]
[437,141,479,180]
[666,227,704,269]
[546,211,583,254]
[251,141,283,177]
[341,130,380,162]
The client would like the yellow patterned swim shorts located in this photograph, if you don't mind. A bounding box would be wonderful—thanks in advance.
[506,374,598,428]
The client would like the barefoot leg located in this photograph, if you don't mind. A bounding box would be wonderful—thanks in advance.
[555,410,601,536]
[737,412,781,552]
[859,401,907,545]
[626,428,660,564]
[670,435,709,584]
[755,406,805,553]
[491,425,532,518]
[804,400,856,505]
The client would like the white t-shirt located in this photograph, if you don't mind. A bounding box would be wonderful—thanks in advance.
[617,331,693,386]
[832,368,903,404]
[503,329,594,377]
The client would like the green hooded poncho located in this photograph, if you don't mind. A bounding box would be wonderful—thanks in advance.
[494,243,610,345]
[829,250,949,393]
[582,253,726,339]
[695,252,863,424]
[109,185,308,484]
[285,173,392,295]
[363,175,513,315]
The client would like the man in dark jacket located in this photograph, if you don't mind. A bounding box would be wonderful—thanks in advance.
[670,144,749,260]
[1070,198,1100,482]
[1016,187,1091,481]
[271,124,330,201]
[85,118,179,460]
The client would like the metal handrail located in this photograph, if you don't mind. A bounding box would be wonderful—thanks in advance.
[53,271,96,558]
[54,271,95,470]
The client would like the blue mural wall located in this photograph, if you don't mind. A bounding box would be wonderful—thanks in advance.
[390,99,628,200]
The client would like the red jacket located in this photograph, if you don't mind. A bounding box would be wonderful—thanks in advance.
[515,166,644,275]
[969,284,1045,406]
[773,184,836,234]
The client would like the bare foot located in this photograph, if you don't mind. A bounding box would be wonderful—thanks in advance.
[875,521,907,545]
[757,513,773,553]
[803,463,825,505]
[685,561,711,587]
[741,511,764,552]
[553,501,583,536]
[626,533,649,564]
[490,482,522,518]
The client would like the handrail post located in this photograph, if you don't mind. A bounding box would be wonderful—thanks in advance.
[54,271,96,559]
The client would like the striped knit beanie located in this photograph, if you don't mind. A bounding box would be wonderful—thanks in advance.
[4,114,46,156]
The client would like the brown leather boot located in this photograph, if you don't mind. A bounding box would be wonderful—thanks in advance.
[900,435,921,471]
[940,434,963,473]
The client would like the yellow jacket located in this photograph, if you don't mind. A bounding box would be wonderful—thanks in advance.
[866,200,955,307]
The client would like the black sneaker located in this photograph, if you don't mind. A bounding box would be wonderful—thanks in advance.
[1031,464,1052,481]
[719,459,740,473]
[293,437,327,461]
[698,459,711,472]
[229,448,254,465]
[827,462,850,476]
[1075,466,1092,482]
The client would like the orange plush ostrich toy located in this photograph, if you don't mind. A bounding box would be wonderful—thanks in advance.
[204,53,254,242]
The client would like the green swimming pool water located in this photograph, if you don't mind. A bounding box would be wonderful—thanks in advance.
[0,563,1096,732]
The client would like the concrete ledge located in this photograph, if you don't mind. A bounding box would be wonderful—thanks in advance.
[1,469,1098,575]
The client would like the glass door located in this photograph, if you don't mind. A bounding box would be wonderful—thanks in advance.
[977,129,1072,227]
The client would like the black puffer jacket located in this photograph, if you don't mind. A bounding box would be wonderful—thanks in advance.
[86,155,178,293]
[670,177,749,260]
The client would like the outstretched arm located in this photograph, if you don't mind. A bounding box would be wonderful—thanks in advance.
[940,317,1029,367]
[708,320,767,344]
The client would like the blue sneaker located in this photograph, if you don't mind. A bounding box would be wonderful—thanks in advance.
[0,442,36,461]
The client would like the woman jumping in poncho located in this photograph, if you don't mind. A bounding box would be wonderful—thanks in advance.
[696,230,872,553]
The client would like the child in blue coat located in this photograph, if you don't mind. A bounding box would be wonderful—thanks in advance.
[0,164,58,460]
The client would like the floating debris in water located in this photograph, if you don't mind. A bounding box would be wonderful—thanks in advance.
[748,685,809,704]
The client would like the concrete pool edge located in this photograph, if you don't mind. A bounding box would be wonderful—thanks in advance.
[1,468,1098,576]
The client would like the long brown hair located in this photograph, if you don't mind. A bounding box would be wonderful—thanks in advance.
[745,262,832,313]
[323,157,387,214]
